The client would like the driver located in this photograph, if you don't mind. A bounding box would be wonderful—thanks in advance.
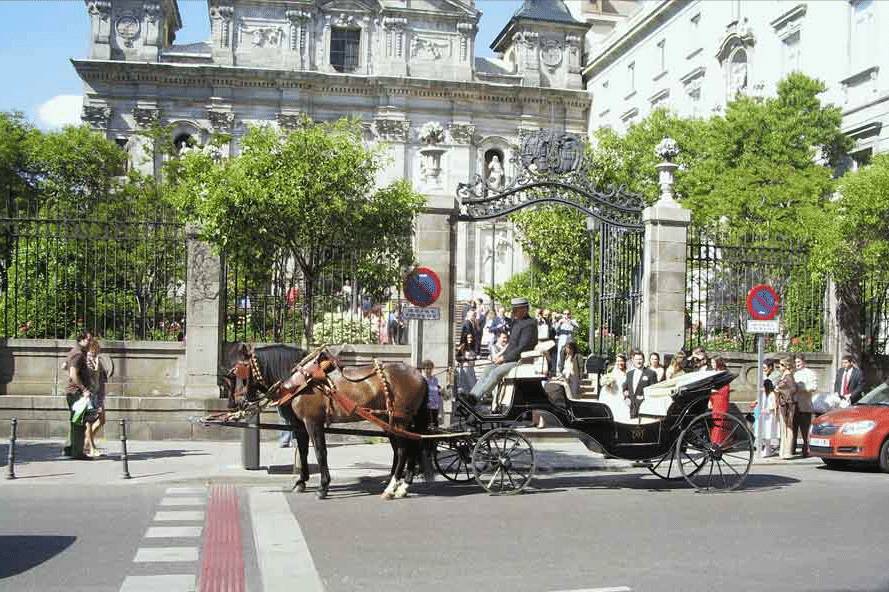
[469,297,538,401]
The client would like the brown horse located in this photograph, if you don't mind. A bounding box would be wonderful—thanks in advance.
[223,344,430,500]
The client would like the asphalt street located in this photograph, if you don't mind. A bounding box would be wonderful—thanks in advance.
[1,463,887,592]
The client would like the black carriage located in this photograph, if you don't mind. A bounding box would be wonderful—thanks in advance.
[435,353,754,495]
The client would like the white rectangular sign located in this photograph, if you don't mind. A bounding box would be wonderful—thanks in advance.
[402,306,440,321]
[747,319,779,334]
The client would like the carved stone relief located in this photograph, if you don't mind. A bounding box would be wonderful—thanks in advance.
[241,23,285,48]
[87,0,111,43]
[132,106,160,128]
[383,16,407,58]
[373,118,410,143]
[277,111,309,131]
[82,104,111,129]
[448,123,475,145]
[411,37,450,61]
[541,40,562,69]
[142,2,161,23]
[115,14,141,47]
[207,109,234,131]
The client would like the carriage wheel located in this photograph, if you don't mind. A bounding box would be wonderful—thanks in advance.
[678,412,754,492]
[646,441,705,481]
[433,437,475,483]
[471,428,535,495]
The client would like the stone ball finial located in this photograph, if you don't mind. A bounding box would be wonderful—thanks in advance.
[655,137,680,162]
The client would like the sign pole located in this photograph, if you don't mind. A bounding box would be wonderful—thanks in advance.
[416,319,424,368]
[756,333,764,458]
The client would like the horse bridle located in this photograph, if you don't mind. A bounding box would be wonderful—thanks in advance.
[228,352,268,403]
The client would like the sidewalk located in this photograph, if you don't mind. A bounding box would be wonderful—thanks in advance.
[0,433,821,487]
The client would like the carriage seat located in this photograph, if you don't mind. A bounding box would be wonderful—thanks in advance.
[503,340,554,381]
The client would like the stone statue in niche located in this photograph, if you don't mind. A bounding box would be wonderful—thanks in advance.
[487,155,504,189]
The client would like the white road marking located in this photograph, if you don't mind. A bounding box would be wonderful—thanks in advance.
[153,510,205,522]
[144,526,203,538]
[119,574,196,592]
[133,546,199,563]
[159,497,206,507]
[249,488,324,592]
[165,487,207,495]
[549,588,632,592]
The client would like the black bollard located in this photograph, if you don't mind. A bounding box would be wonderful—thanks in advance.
[241,412,260,470]
[119,418,131,480]
[6,418,16,480]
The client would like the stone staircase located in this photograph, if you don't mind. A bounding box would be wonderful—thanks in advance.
[576,374,601,399]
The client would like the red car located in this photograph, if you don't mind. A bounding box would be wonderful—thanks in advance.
[810,382,889,472]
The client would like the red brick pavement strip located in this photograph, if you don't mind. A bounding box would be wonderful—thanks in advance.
[199,484,245,592]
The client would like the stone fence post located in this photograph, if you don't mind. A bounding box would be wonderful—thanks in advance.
[184,224,224,398]
[639,138,691,357]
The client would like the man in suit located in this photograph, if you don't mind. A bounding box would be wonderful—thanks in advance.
[470,297,538,400]
[624,350,658,419]
[460,309,481,353]
[834,354,865,404]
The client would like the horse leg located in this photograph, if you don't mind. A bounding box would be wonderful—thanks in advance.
[291,420,311,494]
[393,437,412,499]
[307,422,330,500]
[382,438,407,500]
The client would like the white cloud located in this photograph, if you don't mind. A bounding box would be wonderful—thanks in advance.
[36,94,83,129]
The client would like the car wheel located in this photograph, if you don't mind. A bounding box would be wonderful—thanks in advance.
[879,439,889,474]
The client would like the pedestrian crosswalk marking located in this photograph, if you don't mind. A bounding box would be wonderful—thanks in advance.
[549,588,632,592]
[154,511,205,522]
[119,574,196,592]
[145,526,203,538]
[134,547,200,563]
[165,487,208,495]
[159,496,206,506]
[249,487,324,592]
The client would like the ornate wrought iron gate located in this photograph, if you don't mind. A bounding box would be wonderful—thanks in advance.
[456,130,645,357]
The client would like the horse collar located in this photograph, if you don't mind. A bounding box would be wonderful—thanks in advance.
[250,353,265,387]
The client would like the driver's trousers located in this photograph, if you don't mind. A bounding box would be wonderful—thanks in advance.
[470,362,518,399]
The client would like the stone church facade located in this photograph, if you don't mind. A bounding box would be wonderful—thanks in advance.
[74,0,591,370]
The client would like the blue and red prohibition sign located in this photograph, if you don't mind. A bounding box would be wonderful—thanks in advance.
[746,284,780,321]
[403,267,441,308]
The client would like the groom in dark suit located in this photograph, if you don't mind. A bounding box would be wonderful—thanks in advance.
[624,350,659,419]
[834,354,865,404]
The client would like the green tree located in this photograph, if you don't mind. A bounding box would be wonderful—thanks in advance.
[166,118,425,343]
[812,154,889,363]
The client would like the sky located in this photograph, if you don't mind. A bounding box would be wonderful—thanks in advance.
[0,0,522,130]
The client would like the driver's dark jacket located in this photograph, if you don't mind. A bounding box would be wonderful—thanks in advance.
[500,317,538,363]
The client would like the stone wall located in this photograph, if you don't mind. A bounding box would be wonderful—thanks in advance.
[716,351,834,403]
[0,339,411,441]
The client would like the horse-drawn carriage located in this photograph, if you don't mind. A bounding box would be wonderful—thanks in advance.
[436,345,754,494]
[205,343,754,498]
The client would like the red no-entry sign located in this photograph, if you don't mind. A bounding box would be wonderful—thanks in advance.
[403,267,441,308]
[746,284,780,321]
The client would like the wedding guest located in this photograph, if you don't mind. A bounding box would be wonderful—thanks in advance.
[793,354,816,457]
[775,357,798,459]
[648,352,665,382]
[665,352,686,380]
[709,356,731,445]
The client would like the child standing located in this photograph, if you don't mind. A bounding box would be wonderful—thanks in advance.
[422,360,442,429]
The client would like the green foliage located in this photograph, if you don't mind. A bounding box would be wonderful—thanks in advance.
[312,313,379,345]
[166,117,425,343]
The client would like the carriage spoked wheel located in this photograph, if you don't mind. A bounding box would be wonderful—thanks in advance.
[678,411,754,492]
[646,441,705,481]
[471,428,536,495]
[433,437,475,483]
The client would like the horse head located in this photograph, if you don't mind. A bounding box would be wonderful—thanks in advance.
[220,342,255,409]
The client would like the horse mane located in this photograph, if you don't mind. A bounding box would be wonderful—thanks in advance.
[254,344,307,383]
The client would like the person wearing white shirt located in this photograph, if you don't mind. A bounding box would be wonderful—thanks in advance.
[793,354,817,457]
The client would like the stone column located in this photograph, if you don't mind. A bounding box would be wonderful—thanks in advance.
[640,138,691,357]
[184,225,224,398]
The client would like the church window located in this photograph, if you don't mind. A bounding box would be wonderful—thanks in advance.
[330,28,360,73]
[849,0,876,71]
[726,48,748,98]
[781,30,801,75]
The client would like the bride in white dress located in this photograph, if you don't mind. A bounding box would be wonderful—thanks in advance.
[598,353,631,422]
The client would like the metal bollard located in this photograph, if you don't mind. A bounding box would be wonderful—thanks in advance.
[6,418,17,480]
[241,412,260,470]
[119,418,131,480]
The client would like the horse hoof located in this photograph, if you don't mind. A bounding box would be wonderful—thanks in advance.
[316,489,327,500]
[394,483,409,499]
[293,482,306,494]
[380,491,395,500]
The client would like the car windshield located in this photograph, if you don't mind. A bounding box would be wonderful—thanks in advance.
[857,382,889,405]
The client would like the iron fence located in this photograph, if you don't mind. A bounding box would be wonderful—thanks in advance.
[862,278,889,357]
[0,194,187,340]
[686,230,828,353]
[590,224,644,358]
[223,248,410,345]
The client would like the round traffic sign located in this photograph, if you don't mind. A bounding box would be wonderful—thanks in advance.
[746,284,780,321]
[403,267,441,307]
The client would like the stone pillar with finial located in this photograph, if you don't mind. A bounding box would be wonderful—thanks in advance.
[639,137,692,357]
